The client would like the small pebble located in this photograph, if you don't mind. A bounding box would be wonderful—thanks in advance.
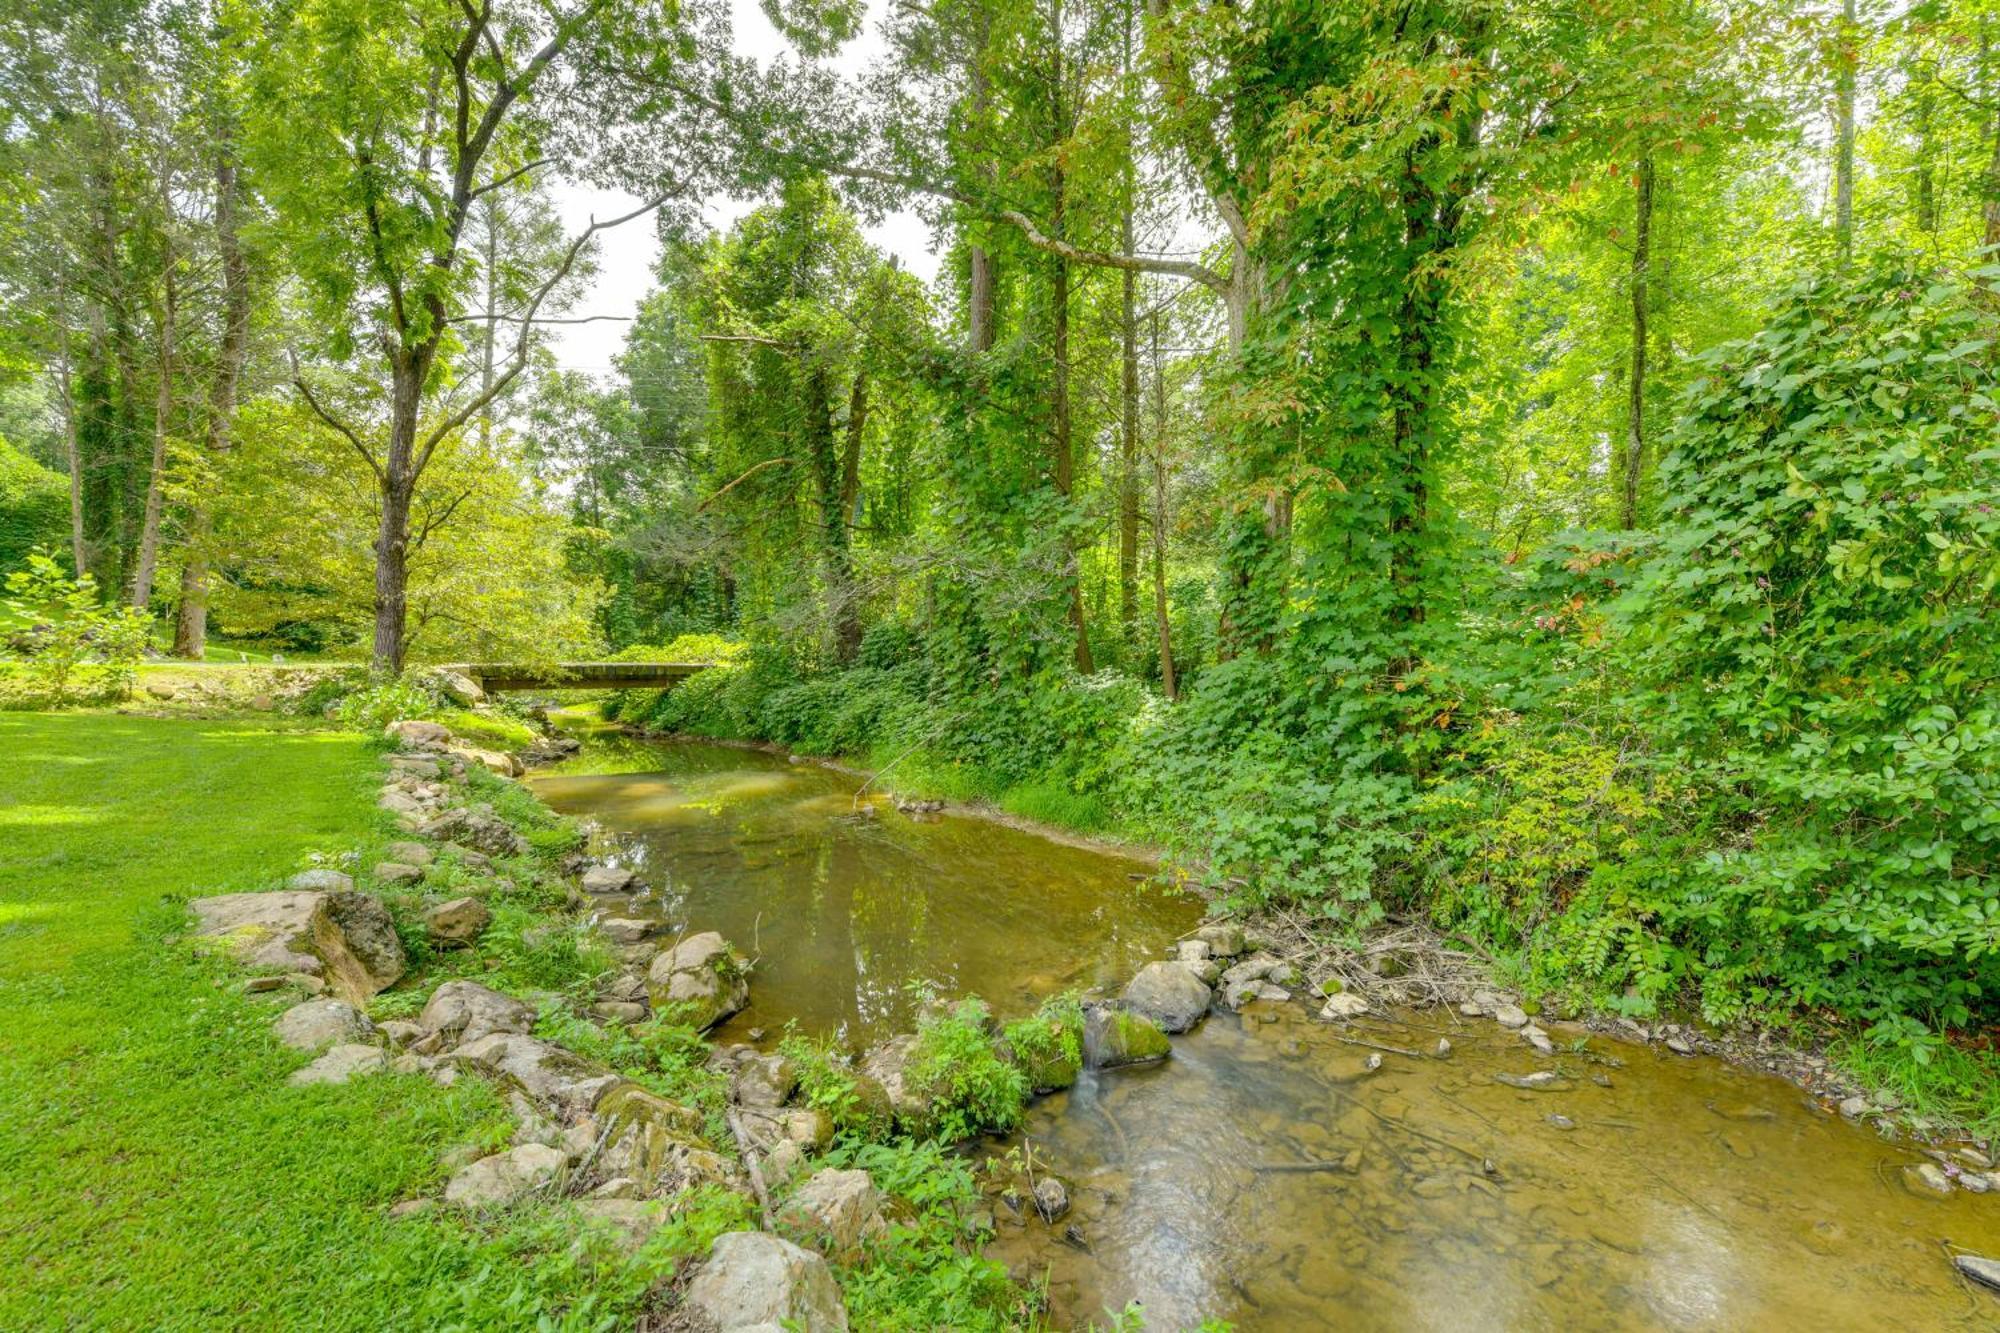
[1547,1114,1576,1131]
[1435,1038,1452,1057]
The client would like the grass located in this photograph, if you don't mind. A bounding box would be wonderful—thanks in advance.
[0,711,695,1330]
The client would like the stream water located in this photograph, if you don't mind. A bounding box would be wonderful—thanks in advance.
[533,729,2000,1331]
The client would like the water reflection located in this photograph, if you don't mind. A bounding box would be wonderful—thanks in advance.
[531,740,1200,1046]
[985,1005,2000,1331]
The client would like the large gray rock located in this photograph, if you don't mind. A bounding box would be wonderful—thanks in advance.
[448,744,521,778]
[1194,922,1248,957]
[435,671,485,707]
[1081,1006,1171,1069]
[646,932,750,1031]
[683,1231,848,1332]
[288,1042,388,1086]
[285,868,354,893]
[190,890,406,1003]
[443,1142,566,1208]
[859,1034,930,1130]
[419,980,536,1049]
[1121,961,1212,1033]
[450,1033,618,1121]
[593,1082,738,1196]
[779,1168,888,1262]
[385,719,451,748]
[420,807,529,859]
[273,997,375,1052]
[581,865,636,894]
[424,896,490,947]
[722,1048,796,1109]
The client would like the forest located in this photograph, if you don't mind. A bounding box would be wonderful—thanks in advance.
[4,0,2000,1136]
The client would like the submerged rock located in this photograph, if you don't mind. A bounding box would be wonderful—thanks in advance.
[1495,1071,1567,1090]
[1032,1175,1070,1222]
[190,889,406,1003]
[1121,961,1212,1033]
[779,1168,889,1261]
[646,931,750,1031]
[273,997,375,1052]
[683,1231,848,1331]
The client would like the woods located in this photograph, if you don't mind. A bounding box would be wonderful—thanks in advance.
[4,0,2000,1112]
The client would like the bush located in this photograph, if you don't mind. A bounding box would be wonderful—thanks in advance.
[1000,994,1084,1092]
[905,997,1027,1142]
[2,550,150,705]
[0,440,67,573]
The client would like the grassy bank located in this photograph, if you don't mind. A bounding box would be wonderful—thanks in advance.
[0,714,633,1328]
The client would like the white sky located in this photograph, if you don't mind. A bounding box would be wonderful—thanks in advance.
[547,0,939,376]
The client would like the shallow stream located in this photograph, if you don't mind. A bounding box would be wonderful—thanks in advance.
[534,730,2000,1331]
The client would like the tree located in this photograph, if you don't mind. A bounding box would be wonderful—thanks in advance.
[251,0,738,670]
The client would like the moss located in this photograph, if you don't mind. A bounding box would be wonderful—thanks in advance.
[1111,1010,1171,1062]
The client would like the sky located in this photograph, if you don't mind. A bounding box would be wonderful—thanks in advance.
[546,0,939,378]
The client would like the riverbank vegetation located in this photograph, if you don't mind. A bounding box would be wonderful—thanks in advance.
[3,1,1997,1128]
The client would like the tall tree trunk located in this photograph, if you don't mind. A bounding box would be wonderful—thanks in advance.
[480,198,500,450]
[1834,0,1857,265]
[967,24,997,355]
[176,143,251,659]
[806,365,861,662]
[374,356,425,672]
[840,371,868,523]
[1149,309,1176,700]
[1620,155,1653,531]
[1116,0,1141,649]
[1048,0,1092,674]
[53,278,87,579]
[130,250,176,609]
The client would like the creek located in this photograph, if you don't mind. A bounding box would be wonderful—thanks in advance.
[533,730,2000,1331]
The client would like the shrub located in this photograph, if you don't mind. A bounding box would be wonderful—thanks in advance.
[2,550,150,705]
[779,1028,893,1141]
[905,997,1027,1142]
[0,440,67,573]
[1000,994,1084,1092]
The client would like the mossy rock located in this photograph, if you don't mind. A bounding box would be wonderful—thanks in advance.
[1083,1006,1171,1069]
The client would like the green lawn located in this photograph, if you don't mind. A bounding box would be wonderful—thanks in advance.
[0,713,634,1330]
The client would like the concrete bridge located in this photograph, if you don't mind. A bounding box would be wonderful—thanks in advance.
[449,661,715,693]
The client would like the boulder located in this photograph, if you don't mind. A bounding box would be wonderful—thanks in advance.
[778,1168,888,1261]
[591,1001,649,1024]
[740,1106,833,1155]
[420,807,529,859]
[424,896,491,948]
[728,1050,798,1109]
[577,1198,671,1255]
[378,791,426,820]
[450,1033,619,1122]
[285,868,354,893]
[1120,961,1212,1034]
[1194,922,1247,957]
[683,1231,849,1332]
[435,671,485,707]
[273,997,375,1052]
[1175,939,1212,964]
[1955,1254,2000,1294]
[190,889,406,1003]
[593,1082,737,1195]
[598,917,657,945]
[859,1034,931,1130]
[374,861,424,886]
[1493,1003,1530,1030]
[1320,993,1369,1020]
[443,1142,567,1208]
[1032,1175,1070,1222]
[386,719,451,748]
[646,932,750,1031]
[1222,978,1291,1010]
[386,840,436,866]
[288,1042,388,1086]
[581,865,636,894]
[1081,1006,1171,1069]
[449,744,522,778]
[420,980,537,1048]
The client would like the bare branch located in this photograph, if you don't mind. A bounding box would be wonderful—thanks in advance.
[288,351,382,482]
[696,457,795,512]
[469,157,551,201]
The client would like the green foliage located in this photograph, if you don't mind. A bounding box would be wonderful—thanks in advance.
[1001,994,1084,1093]
[905,997,1028,1142]
[484,904,611,999]
[817,1138,1025,1331]
[779,1028,893,1141]
[536,1009,731,1139]
[1613,260,2000,1027]
[2,550,150,705]
[326,675,449,731]
[0,438,67,572]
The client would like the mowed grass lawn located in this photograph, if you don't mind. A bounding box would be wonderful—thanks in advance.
[0,713,584,1330]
